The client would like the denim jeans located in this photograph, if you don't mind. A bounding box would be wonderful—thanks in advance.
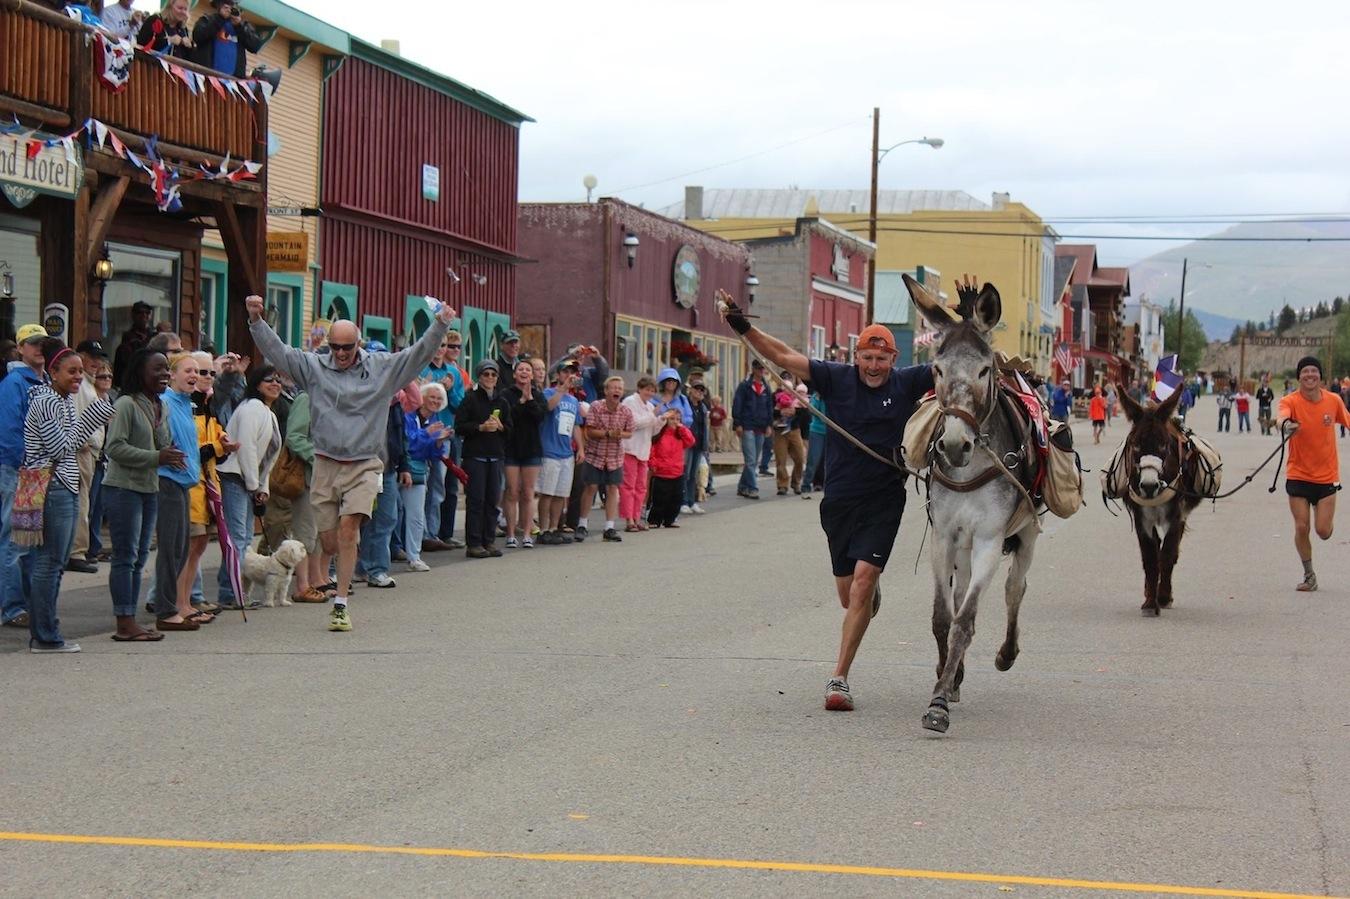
[802,431,826,491]
[738,430,766,493]
[104,485,157,618]
[358,471,400,579]
[438,436,462,541]
[1238,411,1251,432]
[1217,407,1231,432]
[401,483,427,562]
[0,463,34,622]
[28,486,77,647]
[682,446,701,506]
[759,435,774,472]
[425,459,446,539]
[217,475,254,604]
[87,459,107,559]
[155,478,190,619]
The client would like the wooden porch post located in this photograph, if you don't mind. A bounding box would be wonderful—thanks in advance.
[215,200,266,358]
[37,188,90,343]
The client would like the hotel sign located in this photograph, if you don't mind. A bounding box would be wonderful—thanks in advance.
[0,133,84,208]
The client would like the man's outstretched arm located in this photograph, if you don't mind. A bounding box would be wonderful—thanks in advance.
[717,289,811,383]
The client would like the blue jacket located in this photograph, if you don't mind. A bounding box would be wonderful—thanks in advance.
[652,367,694,426]
[1050,386,1072,420]
[0,364,44,468]
[382,404,411,477]
[158,389,202,488]
[732,376,774,431]
[404,411,445,484]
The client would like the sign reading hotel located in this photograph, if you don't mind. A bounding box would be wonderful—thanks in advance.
[266,231,309,273]
[0,133,84,209]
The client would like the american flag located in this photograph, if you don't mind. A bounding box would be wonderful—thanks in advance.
[1053,342,1073,374]
[1153,354,1182,401]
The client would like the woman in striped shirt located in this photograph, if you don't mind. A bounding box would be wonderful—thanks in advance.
[23,341,115,652]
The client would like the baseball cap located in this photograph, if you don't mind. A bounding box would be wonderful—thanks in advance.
[751,359,764,369]
[856,324,897,355]
[132,301,153,313]
[16,324,48,344]
[475,359,500,378]
[502,329,521,342]
[76,339,108,358]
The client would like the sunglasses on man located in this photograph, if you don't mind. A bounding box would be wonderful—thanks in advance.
[329,342,357,352]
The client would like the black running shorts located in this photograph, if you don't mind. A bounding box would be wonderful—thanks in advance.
[819,490,906,577]
[1285,478,1340,506]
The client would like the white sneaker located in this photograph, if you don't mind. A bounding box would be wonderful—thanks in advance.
[522,536,534,548]
[407,559,431,572]
[690,503,705,514]
[366,573,397,588]
[505,537,519,549]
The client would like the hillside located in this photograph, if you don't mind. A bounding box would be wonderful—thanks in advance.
[1129,220,1350,326]
[1198,315,1338,378]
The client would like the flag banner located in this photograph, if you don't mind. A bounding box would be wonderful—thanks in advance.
[1054,342,1073,374]
[1153,354,1182,402]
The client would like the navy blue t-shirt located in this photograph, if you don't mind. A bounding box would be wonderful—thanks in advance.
[807,359,934,499]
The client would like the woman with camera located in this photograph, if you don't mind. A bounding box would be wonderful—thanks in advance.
[215,365,282,609]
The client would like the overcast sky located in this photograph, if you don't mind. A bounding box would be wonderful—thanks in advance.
[247,0,1350,268]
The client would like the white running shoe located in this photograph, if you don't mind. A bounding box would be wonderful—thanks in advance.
[690,503,705,514]
[824,677,854,711]
[407,559,431,572]
[679,504,692,514]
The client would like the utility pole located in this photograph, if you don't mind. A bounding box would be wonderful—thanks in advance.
[1177,257,1188,350]
[866,107,880,325]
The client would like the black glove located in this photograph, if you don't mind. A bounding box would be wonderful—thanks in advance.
[723,300,751,336]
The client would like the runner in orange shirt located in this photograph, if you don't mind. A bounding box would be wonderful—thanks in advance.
[1277,356,1350,592]
[1089,385,1107,444]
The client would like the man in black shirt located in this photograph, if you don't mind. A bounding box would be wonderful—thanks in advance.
[723,296,932,712]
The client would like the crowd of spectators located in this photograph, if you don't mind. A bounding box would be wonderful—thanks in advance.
[0,308,742,650]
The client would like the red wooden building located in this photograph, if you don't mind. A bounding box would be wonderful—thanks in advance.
[516,199,754,404]
[319,40,530,366]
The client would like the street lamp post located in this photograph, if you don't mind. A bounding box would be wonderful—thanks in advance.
[865,107,943,324]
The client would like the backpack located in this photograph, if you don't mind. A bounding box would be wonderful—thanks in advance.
[1042,420,1083,518]
[1182,427,1223,497]
[900,393,942,470]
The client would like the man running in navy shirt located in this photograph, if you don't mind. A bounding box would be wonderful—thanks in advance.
[722,295,933,711]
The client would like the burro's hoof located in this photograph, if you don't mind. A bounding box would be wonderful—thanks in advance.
[1141,605,1161,618]
[995,651,1016,672]
[1157,596,1174,608]
[949,685,960,703]
[922,702,950,733]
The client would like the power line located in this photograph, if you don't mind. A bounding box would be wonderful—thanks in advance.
[695,221,1350,242]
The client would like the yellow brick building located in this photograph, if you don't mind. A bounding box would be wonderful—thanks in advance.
[661,189,1059,375]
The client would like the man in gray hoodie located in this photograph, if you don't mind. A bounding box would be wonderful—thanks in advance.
[246,294,455,632]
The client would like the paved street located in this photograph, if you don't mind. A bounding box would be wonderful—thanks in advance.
[1,411,1347,897]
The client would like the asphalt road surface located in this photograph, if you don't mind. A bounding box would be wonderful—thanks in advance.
[1,412,1347,897]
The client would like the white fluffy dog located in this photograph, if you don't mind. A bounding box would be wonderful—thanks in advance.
[242,539,308,608]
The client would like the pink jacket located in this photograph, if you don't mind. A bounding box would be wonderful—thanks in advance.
[649,422,694,478]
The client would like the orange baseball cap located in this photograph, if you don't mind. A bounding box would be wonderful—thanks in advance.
[856,324,897,355]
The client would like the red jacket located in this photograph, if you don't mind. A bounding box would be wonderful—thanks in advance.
[649,422,695,478]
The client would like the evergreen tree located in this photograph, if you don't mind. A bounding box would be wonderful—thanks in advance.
[1229,325,1242,346]
[1277,304,1297,333]
[1334,296,1345,315]
[1162,300,1206,371]
[1315,301,1330,319]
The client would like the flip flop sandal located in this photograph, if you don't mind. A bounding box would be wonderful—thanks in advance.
[111,630,165,642]
[185,611,215,624]
[193,602,222,614]
[156,618,200,631]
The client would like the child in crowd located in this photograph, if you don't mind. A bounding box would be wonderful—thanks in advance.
[647,410,695,528]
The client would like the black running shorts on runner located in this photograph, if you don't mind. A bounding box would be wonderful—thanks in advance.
[819,490,905,577]
[1285,479,1341,506]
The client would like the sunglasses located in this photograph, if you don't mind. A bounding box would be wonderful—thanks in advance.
[446,344,462,349]
[479,370,498,377]
[197,369,214,377]
[94,373,113,380]
[329,342,356,352]
[261,376,282,384]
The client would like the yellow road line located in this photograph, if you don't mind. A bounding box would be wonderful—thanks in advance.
[0,830,1336,898]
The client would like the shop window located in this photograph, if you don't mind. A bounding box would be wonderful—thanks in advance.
[846,334,858,362]
[810,326,826,360]
[103,244,179,361]
[0,218,42,339]
[267,278,304,347]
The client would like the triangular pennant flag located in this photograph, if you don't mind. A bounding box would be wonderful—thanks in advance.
[158,56,172,75]
[61,137,76,163]
[208,76,227,100]
[26,140,42,160]
[239,80,256,102]
[125,150,145,172]
[224,79,242,99]
[194,73,207,95]
[242,160,262,175]
[257,80,273,103]
[93,119,109,149]
[108,129,126,157]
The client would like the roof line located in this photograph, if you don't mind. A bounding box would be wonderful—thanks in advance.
[348,38,533,126]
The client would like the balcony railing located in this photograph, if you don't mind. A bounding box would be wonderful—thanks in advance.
[0,0,263,164]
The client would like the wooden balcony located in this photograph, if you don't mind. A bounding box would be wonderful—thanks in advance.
[0,0,264,169]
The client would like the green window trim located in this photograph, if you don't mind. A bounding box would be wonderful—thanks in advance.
[267,272,305,346]
[362,314,393,347]
[320,280,358,324]
[201,257,228,350]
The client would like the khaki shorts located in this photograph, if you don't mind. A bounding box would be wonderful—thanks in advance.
[312,456,385,533]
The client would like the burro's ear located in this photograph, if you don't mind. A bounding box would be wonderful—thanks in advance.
[972,283,1002,333]
[904,273,956,330]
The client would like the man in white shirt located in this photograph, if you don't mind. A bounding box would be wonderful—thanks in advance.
[100,0,142,41]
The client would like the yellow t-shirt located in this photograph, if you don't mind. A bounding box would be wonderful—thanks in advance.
[1278,390,1350,484]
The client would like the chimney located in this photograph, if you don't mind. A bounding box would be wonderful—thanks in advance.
[991,191,1010,209]
[684,185,704,220]
[380,39,401,56]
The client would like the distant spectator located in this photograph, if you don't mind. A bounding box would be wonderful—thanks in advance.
[501,360,546,548]
[1089,384,1106,445]
[357,390,411,589]
[537,360,585,545]
[1235,384,1252,433]
[418,333,466,552]
[193,0,261,78]
[493,331,523,394]
[684,382,710,514]
[137,0,193,58]
[732,359,774,499]
[21,342,114,652]
[771,382,805,495]
[181,351,236,612]
[214,365,282,609]
[647,413,695,528]
[708,394,729,456]
[152,353,204,631]
[456,360,513,558]
[84,356,115,564]
[211,351,248,426]
[619,376,661,533]
[401,383,451,572]
[112,301,154,389]
[0,323,50,630]
[579,376,634,543]
[555,343,609,403]
[801,388,827,499]
[1050,380,1072,421]
[100,0,143,41]
[1216,383,1233,432]
[68,339,110,573]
